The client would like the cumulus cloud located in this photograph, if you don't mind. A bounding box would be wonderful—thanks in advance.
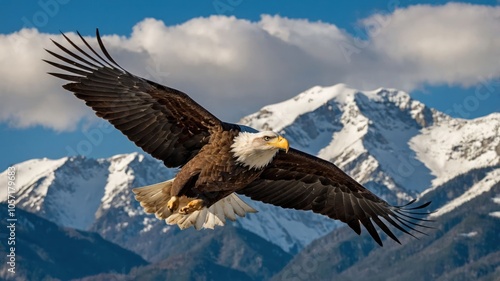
[363,3,500,88]
[1,3,499,130]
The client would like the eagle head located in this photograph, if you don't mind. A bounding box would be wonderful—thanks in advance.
[231,131,289,169]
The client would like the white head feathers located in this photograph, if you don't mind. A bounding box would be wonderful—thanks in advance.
[231,131,289,169]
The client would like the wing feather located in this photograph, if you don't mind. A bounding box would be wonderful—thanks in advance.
[238,148,432,246]
[45,29,226,167]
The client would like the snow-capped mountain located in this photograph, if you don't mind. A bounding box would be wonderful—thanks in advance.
[241,84,499,196]
[0,154,172,231]
[1,83,498,260]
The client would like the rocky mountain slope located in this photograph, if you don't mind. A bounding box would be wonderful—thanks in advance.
[0,203,147,281]
[272,166,500,281]
[76,225,292,281]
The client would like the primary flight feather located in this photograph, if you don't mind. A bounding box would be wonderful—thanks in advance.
[45,29,432,246]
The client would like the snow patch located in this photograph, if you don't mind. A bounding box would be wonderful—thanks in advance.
[414,114,500,190]
[101,153,139,210]
[0,157,67,203]
[241,84,358,132]
[490,195,500,219]
[318,101,368,162]
[431,168,500,217]
[458,231,478,238]
[489,212,500,219]
[140,217,156,233]
[47,163,108,229]
[236,198,337,252]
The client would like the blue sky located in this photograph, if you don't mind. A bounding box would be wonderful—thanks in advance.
[1,0,499,170]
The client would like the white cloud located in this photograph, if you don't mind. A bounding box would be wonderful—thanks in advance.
[0,29,91,130]
[364,3,500,88]
[1,3,499,130]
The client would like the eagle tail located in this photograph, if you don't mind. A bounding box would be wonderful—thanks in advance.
[132,179,178,219]
[132,179,257,230]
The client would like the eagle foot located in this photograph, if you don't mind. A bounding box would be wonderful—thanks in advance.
[167,196,179,212]
[179,199,204,214]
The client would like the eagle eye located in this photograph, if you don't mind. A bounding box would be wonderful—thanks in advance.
[263,136,272,141]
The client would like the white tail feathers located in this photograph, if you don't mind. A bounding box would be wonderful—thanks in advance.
[132,179,257,230]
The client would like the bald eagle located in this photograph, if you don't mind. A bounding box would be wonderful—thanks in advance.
[45,29,431,246]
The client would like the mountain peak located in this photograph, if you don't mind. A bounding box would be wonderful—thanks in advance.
[0,157,68,204]
[107,152,145,173]
[108,152,143,161]
[240,84,428,133]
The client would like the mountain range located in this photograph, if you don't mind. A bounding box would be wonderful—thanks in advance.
[1,84,498,280]
[0,203,147,281]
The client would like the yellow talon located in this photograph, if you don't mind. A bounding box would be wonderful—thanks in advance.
[167,196,179,212]
[179,199,204,214]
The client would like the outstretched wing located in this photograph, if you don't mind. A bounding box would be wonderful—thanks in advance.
[238,148,432,246]
[44,29,225,167]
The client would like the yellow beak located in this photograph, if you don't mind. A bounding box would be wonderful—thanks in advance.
[268,136,289,153]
